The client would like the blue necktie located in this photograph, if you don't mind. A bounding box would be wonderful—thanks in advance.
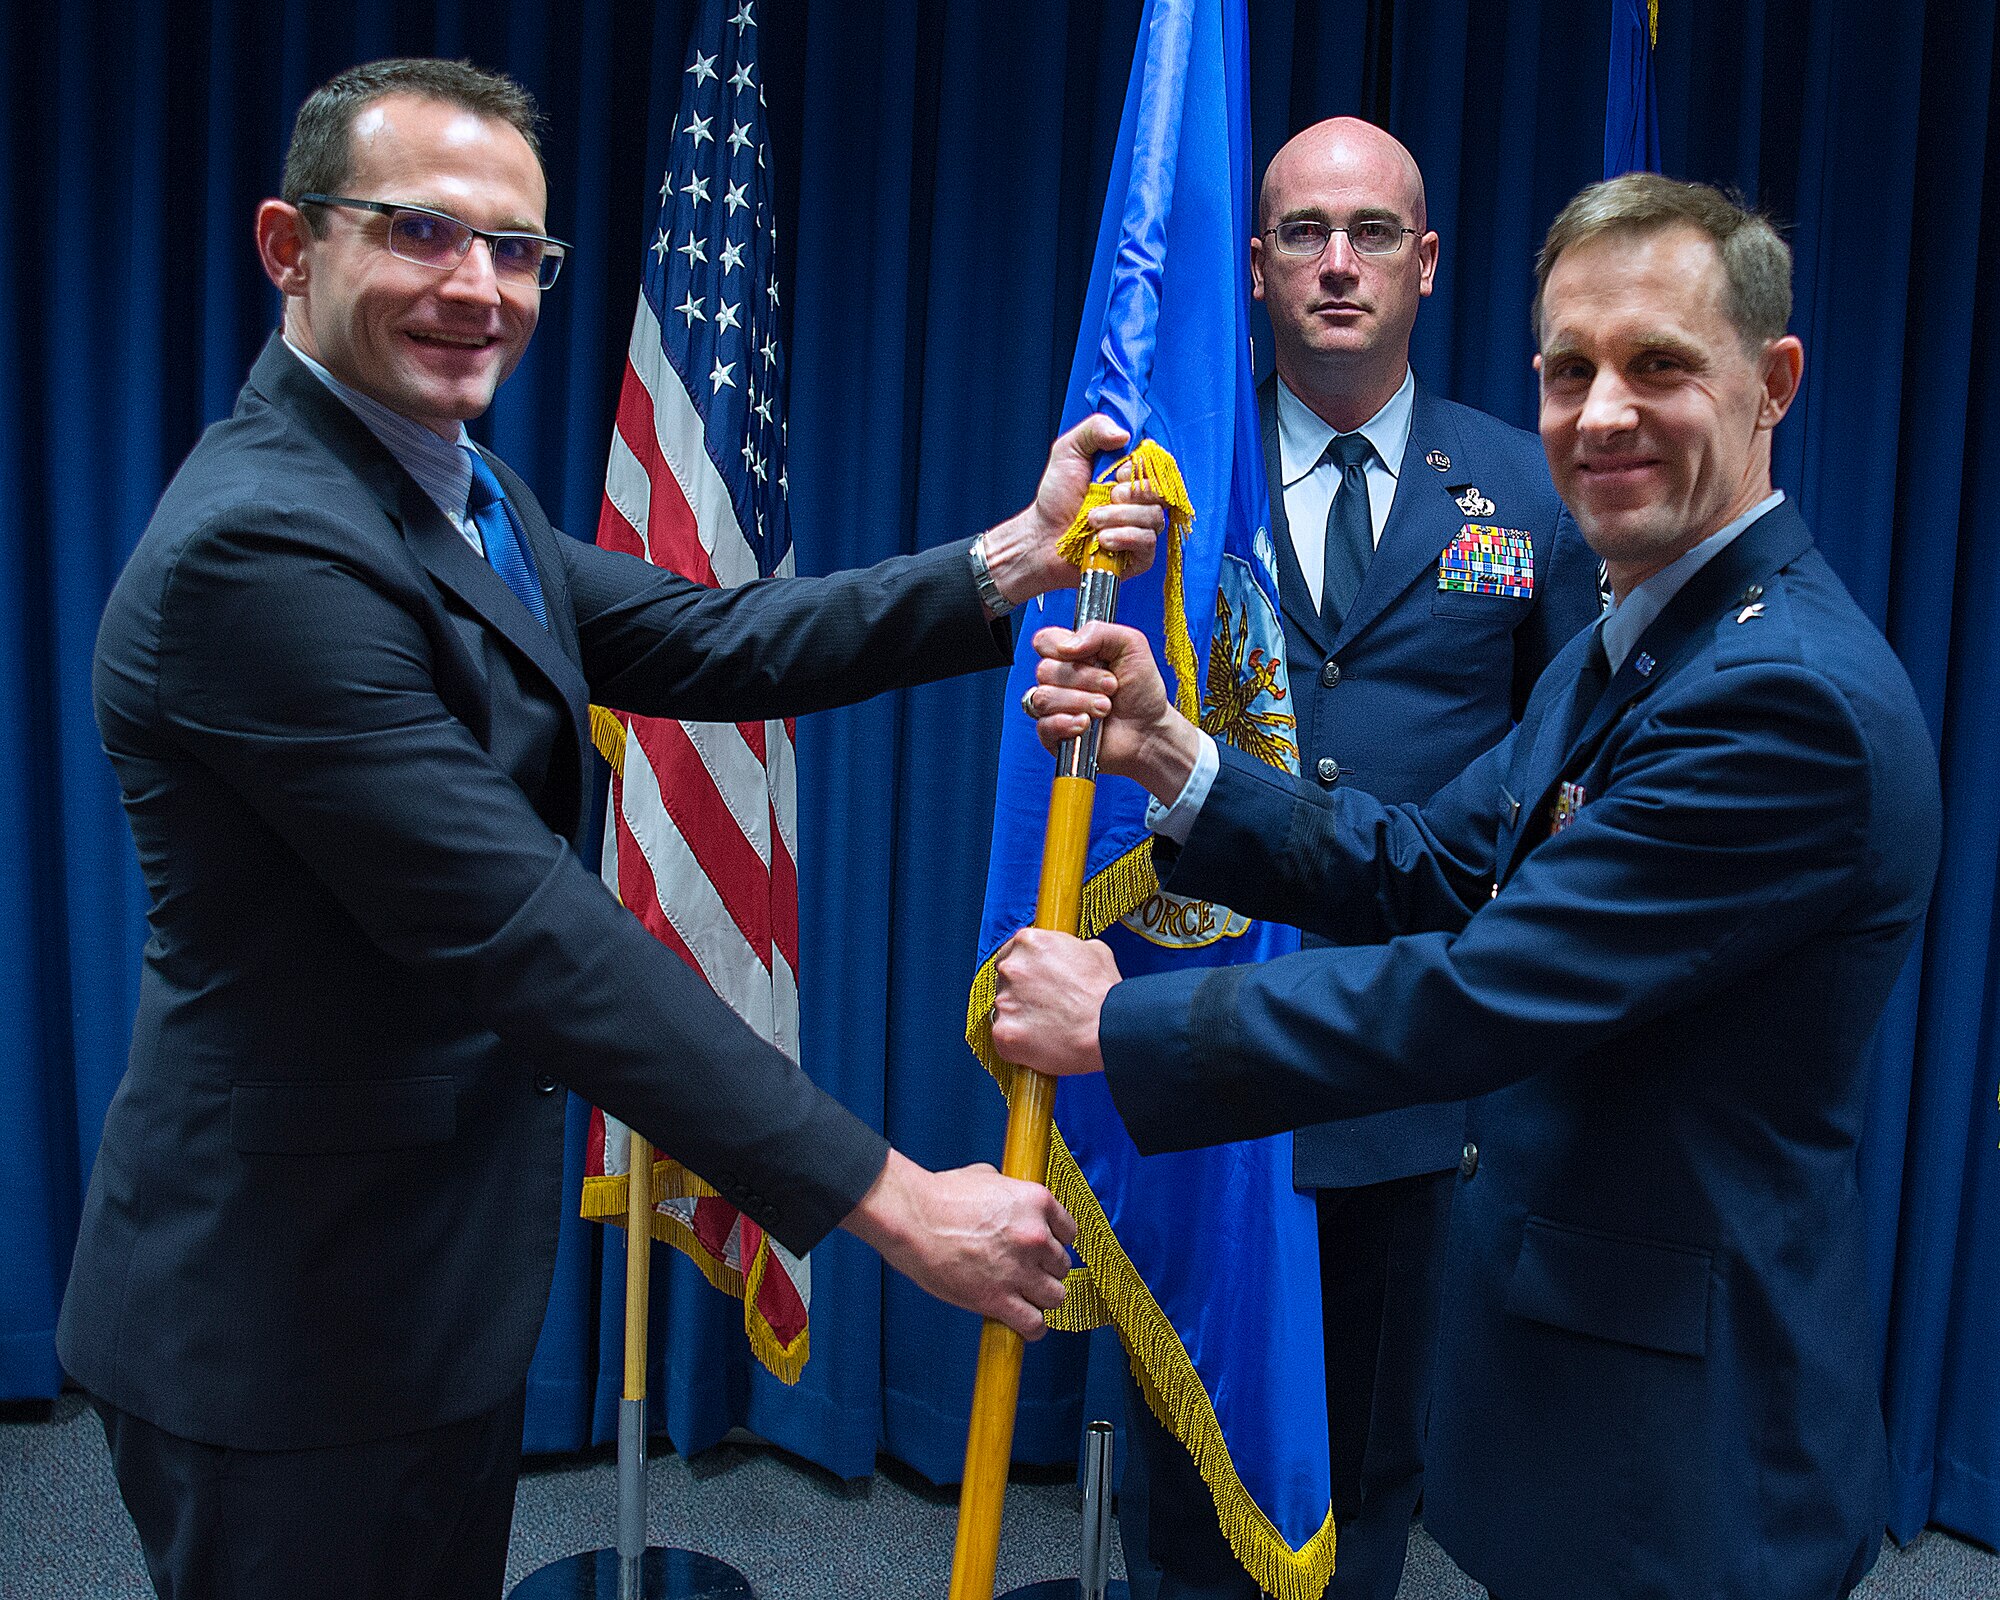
[464,448,547,627]
[1320,431,1376,629]
[1560,623,1613,750]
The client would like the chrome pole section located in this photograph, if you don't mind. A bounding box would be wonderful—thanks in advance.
[1078,1422,1115,1600]
[618,1395,646,1600]
[1055,565,1123,784]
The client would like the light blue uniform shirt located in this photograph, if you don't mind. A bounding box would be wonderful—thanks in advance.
[1274,367,1414,612]
[1597,491,1784,672]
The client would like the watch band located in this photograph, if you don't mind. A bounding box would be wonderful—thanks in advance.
[969,532,1016,618]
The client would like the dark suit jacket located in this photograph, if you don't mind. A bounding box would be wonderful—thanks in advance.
[1259,374,1598,1187]
[1101,501,1940,1599]
[60,335,1010,1451]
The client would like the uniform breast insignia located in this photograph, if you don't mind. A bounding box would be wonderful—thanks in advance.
[1426,448,1452,472]
[1549,780,1587,835]
[1737,602,1766,624]
[1451,484,1496,518]
[1439,524,1535,599]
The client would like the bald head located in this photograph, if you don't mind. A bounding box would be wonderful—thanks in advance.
[1260,118,1427,236]
[1251,117,1438,430]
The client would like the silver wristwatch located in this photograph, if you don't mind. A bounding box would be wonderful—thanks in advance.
[968,532,1016,618]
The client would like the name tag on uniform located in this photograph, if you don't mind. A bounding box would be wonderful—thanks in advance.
[1439,524,1535,599]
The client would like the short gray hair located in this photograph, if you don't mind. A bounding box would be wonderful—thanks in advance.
[1534,173,1792,351]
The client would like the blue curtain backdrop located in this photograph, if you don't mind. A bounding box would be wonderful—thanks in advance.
[3,0,1994,1551]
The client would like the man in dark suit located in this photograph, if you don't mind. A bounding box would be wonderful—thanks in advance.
[61,59,1159,1600]
[998,175,1941,1600]
[1115,117,1597,1600]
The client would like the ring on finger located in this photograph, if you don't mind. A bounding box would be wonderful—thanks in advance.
[1020,686,1041,719]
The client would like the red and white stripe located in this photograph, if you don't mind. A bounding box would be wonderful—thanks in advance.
[591,284,809,1347]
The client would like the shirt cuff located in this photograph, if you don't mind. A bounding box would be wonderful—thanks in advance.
[1144,732,1219,845]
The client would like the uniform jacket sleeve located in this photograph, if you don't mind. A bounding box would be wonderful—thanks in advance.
[1102,658,1874,1154]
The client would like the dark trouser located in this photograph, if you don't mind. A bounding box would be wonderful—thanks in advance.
[91,1387,527,1600]
[1121,1169,1454,1600]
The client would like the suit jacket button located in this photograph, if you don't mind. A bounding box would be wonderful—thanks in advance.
[1458,1141,1479,1179]
[1320,661,1341,688]
[535,1075,560,1095]
[1315,756,1340,786]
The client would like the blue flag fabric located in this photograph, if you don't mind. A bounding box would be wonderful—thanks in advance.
[1605,0,1663,178]
[966,2,1334,1594]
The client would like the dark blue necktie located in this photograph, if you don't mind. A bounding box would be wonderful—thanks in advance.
[1320,431,1376,629]
[464,448,547,627]
[1559,623,1613,750]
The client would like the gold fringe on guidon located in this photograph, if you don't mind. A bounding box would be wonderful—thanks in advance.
[967,436,1337,1598]
[1053,439,1203,723]
[581,1161,809,1385]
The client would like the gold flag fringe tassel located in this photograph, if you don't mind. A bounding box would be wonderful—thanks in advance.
[590,704,628,775]
[582,1158,809,1384]
[1054,438,1203,723]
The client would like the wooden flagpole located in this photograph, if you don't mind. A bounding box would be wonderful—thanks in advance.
[948,543,1126,1599]
[619,1132,657,1599]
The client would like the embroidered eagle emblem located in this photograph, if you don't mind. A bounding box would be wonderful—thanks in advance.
[1200,585,1298,770]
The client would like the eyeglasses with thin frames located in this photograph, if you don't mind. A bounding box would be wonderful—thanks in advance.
[299,194,571,289]
[1263,219,1418,258]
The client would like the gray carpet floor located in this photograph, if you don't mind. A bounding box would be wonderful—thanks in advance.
[4,1393,1995,1598]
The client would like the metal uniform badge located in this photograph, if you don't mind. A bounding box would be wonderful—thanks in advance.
[1426,449,1451,472]
[1550,780,1587,835]
[1452,485,1496,518]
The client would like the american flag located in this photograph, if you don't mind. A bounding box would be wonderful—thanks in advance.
[582,0,809,1383]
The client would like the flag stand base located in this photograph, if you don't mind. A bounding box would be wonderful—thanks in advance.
[506,1547,753,1599]
[513,1135,757,1599]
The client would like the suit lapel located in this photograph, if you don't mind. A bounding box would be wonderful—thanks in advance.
[396,470,588,732]
[1501,501,1816,882]
[249,335,590,728]
[1259,377,1330,655]
[1331,383,1466,650]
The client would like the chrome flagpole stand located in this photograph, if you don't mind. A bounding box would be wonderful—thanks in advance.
[510,1132,754,1600]
[998,1421,1131,1600]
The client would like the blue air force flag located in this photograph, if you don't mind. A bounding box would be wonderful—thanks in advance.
[966,2,1335,1595]
[1605,0,1663,179]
